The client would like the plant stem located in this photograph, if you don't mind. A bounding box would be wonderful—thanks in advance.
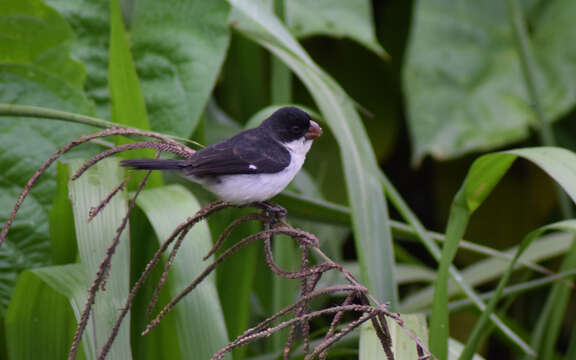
[0,103,200,147]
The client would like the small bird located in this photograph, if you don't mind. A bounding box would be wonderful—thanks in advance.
[121,106,322,205]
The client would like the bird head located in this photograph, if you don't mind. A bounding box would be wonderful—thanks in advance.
[263,106,323,143]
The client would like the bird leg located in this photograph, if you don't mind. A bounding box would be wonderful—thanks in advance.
[252,201,288,220]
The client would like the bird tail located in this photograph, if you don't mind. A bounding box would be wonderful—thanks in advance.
[120,158,185,170]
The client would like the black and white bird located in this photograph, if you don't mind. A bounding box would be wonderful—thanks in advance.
[121,106,322,205]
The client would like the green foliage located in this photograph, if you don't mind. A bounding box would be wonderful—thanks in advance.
[285,0,387,58]
[0,0,94,313]
[2,0,576,359]
[136,186,229,358]
[404,0,576,161]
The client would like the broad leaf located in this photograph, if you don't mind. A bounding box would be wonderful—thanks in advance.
[404,0,576,161]
[130,0,231,136]
[48,0,231,137]
[286,0,387,58]
[0,0,94,313]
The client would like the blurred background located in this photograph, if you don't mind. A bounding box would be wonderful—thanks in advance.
[1,0,576,359]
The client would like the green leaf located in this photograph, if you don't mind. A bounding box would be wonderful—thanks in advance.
[47,0,231,137]
[107,0,163,188]
[49,162,77,264]
[286,0,387,58]
[403,0,576,161]
[68,158,132,359]
[5,269,82,360]
[230,0,397,306]
[108,0,153,136]
[209,208,259,360]
[431,147,576,358]
[448,338,485,360]
[360,313,428,360]
[135,185,229,359]
[128,206,182,360]
[0,0,94,313]
[129,0,231,136]
[460,220,576,360]
[400,231,574,312]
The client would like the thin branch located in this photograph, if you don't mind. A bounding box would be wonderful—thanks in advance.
[212,305,377,360]
[88,178,130,222]
[97,201,231,360]
[203,212,268,260]
[68,166,154,360]
[0,127,191,249]
[305,312,376,360]
[142,226,317,335]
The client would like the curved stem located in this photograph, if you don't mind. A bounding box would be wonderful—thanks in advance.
[0,103,202,147]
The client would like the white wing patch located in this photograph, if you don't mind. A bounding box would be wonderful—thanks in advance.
[249,164,257,170]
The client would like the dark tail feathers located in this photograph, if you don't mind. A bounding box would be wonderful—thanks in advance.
[120,159,185,170]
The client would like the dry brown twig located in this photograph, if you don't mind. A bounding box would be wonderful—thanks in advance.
[0,129,430,360]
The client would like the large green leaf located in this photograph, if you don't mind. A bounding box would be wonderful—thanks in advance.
[130,0,231,136]
[0,0,94,313]
[48,0,231,137]
[135,185,229,359]
[230,0,397,306]
[286,0,386,57]
[43,0,110,118]
[403,0,576,161]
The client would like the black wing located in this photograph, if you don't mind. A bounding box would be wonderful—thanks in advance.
[182,128,291,177]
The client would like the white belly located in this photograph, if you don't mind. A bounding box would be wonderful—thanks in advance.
[193,138,312,204]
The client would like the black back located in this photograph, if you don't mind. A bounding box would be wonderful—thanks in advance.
[182,107,311,177]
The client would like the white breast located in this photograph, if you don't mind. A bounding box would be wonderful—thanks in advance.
[196,138,313,204]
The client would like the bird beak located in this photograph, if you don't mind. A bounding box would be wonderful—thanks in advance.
[305,120,323,140]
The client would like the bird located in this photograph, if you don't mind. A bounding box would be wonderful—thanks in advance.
[121,106,322,206]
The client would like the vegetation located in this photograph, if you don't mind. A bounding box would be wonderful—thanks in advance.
[1,0,576,359]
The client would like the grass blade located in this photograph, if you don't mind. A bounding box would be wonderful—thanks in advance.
[230,0,397,305]
[68,158,132,359]
[432,147,576,358]
[135,185,229,359]
[108,0,162,187]
[460,220,576,360]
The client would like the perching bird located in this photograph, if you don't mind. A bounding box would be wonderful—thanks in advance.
[121,106,322,205]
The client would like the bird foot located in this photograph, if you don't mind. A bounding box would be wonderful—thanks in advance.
[253,201,287,220]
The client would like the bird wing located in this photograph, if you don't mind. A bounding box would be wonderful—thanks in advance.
[182,129,291,177]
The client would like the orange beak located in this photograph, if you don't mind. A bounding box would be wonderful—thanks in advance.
[305,120,323,140]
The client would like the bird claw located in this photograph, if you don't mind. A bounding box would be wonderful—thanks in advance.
[254,202,287,220]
